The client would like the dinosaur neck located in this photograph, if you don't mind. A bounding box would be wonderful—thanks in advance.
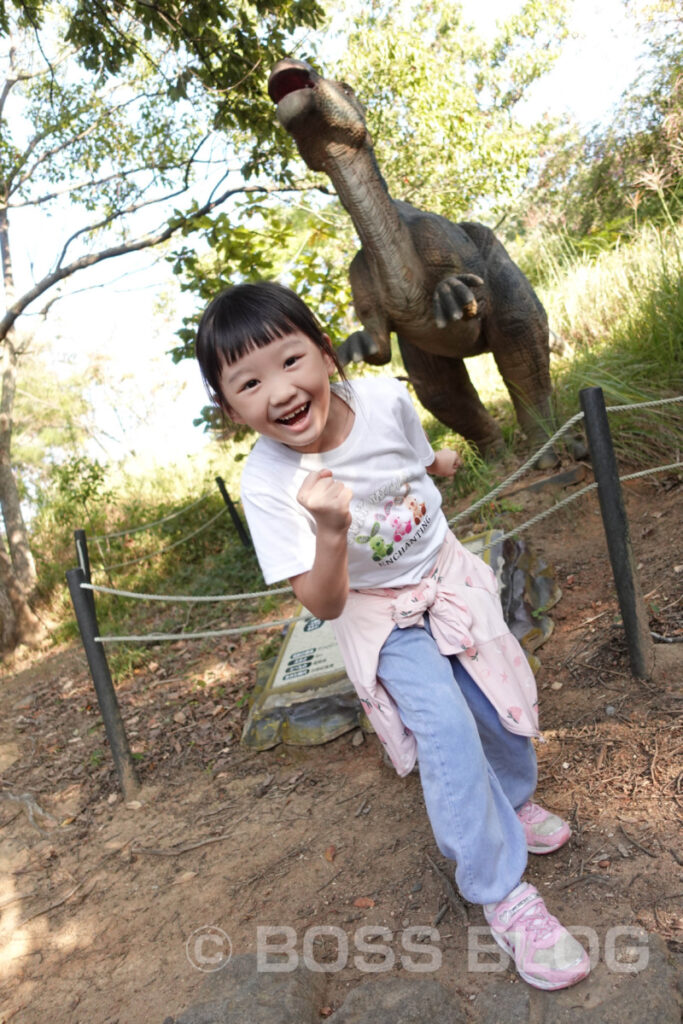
[322,144,425,308]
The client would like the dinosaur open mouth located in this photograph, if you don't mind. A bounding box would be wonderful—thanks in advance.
[268,67,314,104]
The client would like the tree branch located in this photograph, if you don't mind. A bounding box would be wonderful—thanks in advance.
[0,183,307,343]
[55,180,193,268]
[8,88,168,197]
[8,162,189,209]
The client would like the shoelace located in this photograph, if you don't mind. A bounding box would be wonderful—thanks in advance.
[518,801,544,823]
[516,900,559,941]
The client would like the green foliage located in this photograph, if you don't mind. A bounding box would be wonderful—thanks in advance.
[508,0,683,262]
[32,447,271,669]
[334,0,570,223]
[3,0,325,167]
[49,455,112,524]
[1,18,209,258]
[12,345,94,492]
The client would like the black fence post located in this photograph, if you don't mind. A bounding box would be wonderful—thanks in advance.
[579,386,655,679]
[66,567,140,799]
[215,476,253,550]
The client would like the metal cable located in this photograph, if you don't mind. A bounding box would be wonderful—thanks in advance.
[91,492,212,541]
[81,581,293,602]
[477,461,682,552]
[85,397,682,640]
[449,393,682,527]
[99,507,228,571]
[94,615,307,644]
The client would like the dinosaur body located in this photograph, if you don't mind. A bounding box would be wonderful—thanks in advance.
[268,59,556,463]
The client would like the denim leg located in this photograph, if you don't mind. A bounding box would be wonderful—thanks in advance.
[448,654,538,811]
[377,623,528,904]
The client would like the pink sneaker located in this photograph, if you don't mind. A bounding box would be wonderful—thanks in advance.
[517,801,571,854]
[484,883,590,990]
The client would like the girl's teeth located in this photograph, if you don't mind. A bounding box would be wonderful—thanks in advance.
[280,404,308,423]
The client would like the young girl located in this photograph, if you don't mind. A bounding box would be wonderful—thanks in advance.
[196,280,590,992]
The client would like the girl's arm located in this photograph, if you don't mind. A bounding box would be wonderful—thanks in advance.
[427,449,462,477]
[289,469,352,620]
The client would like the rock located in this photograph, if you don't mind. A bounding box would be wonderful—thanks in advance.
[174,953,326,1024]
[472,932,679,1024]
[171,933,679,1024]
[476,978,530,1023]
[327,977,467,1023]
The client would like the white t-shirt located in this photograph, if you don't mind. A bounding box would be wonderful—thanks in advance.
[240,377,449,589]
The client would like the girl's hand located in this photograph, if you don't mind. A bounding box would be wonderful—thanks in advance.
[297,469,352,534]
[427,449,462,477]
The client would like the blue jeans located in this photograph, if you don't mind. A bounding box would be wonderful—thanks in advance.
[377,617,537,904]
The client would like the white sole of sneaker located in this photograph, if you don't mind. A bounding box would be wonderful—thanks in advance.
[526,839,570,854]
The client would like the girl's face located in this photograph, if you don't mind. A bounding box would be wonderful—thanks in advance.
[218,331,346,453]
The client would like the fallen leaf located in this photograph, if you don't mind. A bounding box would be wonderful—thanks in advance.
[173,711,187,725]
[173,870,198,885]
[324,845,336,863]
[353,896,375,908]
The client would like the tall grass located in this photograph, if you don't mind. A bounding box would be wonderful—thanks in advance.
[537,221,683,464]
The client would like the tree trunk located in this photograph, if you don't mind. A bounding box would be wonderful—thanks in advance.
[0,330,37,593]
[0,204,37,595]
[0,536,43,649]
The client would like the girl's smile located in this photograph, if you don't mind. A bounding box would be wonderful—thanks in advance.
[219,332,353,453]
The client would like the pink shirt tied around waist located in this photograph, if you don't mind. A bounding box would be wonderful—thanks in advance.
[331,529,540,776]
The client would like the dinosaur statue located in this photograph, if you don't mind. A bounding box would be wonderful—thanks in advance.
[268,58,560,468]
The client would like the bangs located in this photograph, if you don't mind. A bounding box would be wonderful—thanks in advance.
[219,316,300,367]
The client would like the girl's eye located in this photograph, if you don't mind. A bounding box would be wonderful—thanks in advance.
[241,378,259,391]
[284,355,300,368]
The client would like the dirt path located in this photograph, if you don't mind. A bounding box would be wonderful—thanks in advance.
[0,468,681,1023]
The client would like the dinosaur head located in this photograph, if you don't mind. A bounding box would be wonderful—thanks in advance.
[268,59,369,172]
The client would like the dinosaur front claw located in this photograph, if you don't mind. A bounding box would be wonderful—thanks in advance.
[337,329,385,365]
[433,275,482,328]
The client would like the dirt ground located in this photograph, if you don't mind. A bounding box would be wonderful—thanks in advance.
[0,463,681,1024]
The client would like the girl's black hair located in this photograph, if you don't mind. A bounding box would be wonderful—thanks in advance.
[195,281,346,408]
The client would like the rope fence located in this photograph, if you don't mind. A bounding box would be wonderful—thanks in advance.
[86,475,252,575]
[100,506,229,571]
[479,460,683,552]
[77,393,682,612]
[94,615,308,644]
[66,386,681,796]
[449,393,683,527]
[91,492,213,541]
[71,398,683,637]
